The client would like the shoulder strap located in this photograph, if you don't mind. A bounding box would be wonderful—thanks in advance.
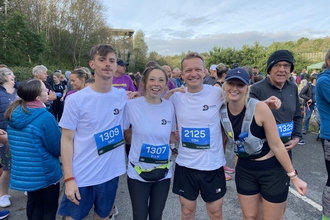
[220,103,234,139]
[241,98,258,133]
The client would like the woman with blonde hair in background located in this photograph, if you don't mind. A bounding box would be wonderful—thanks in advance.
[66,67,91,97]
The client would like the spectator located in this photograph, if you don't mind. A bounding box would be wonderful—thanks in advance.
[315,49,330,220]
[242,66,254,85]
[64,71,72,92]
[134,72,141,89]
[51,73,66,121]
[214,63,229,88]
[203,64,217,85]
[172,67,183,88]
[163,65,176,87]
[300,69,307,81]
[299,75,317,134]
[113,59,136,91]
[0,68,18,214]
[232,63,239,69]
[66,67,91,97]
[5,79,62,220]
[162,65,177,90]
[32,65,56,112]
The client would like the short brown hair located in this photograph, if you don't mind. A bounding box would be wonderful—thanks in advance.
[90,44,117,60]
[180,52,204,70]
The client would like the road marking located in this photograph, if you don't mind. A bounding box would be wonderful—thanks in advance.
[289,187,322,211]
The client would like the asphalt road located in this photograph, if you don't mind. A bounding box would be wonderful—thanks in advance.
[3,132,325,220]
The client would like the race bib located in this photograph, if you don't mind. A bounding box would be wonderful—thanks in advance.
[181,127,210,149]
[277,121,293,143]
[139,144,169,164]
[94,125,124,155]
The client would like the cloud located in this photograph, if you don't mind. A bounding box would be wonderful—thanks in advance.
[146,30,319,56]
[162,9,187,20]
[180,16,210,27]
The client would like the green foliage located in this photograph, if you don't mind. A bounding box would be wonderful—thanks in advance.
[10,66,33,81]
[0,12,46,66]
[131,30,148,73]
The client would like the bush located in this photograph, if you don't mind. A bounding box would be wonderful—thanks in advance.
[10,66,33,82]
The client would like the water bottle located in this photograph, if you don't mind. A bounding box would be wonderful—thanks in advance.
[237,132,248,153]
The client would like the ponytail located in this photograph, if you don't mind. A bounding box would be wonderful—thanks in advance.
[5,99,29,121]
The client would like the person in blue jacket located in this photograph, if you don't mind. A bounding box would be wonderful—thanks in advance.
[316,49,330,220]
[4,79,62,220]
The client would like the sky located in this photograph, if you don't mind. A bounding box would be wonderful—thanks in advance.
[103,0,330,56]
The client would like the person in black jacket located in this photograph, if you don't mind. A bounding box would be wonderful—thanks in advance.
[299,75,317,134]
[250,50,303,149]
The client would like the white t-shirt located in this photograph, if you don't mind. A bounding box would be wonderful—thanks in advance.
[60,86,127,187]
[169,85,226,170]
[124,97,176,182]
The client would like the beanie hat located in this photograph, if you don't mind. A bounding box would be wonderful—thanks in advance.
[266,50,294,74]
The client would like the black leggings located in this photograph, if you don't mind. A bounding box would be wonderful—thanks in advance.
[52,100,64,121]
[321,139,330,186]
[27,182,60,220]
[127,176,170,220]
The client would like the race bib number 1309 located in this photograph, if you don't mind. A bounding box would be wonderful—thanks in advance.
[94,125,124,155]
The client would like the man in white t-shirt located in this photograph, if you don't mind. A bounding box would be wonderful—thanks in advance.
[58,44,127,220]
[169,52,227,220]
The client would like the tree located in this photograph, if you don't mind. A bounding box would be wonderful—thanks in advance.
[0,12,46,66]
[132,30,148,73]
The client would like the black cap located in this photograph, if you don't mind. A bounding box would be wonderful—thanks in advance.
[117,59,129,66]
[266,50,294,74]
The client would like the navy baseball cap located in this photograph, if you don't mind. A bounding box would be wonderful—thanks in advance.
[117,59,129,66]
[225,68,250,85]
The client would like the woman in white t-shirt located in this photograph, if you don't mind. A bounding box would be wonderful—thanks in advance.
[124,65,176,220]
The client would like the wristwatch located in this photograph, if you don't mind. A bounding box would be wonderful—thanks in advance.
[287,169,298,177]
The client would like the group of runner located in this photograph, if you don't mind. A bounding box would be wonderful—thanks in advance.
[56,45,308,220]
[1,44,311,220]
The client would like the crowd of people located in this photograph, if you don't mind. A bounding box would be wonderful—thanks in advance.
[2,44,330,220]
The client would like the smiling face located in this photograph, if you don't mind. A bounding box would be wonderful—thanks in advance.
[224,79,248,103]
[5,71,15,87]
[181,57,205,93]
[268,61,292,88]
[144,69,167,100]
